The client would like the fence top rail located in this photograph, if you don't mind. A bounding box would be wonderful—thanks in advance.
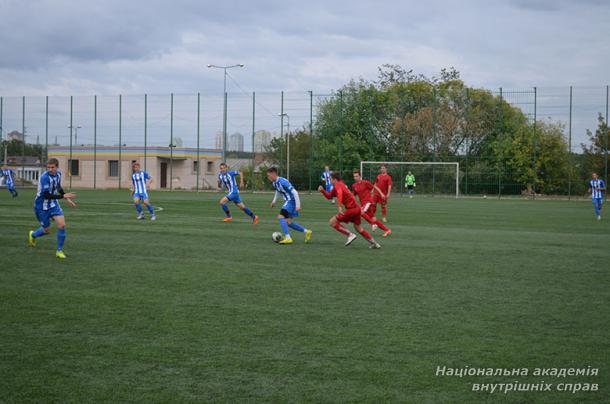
[360,161,459,166]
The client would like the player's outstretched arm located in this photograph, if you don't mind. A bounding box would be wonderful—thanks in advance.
[318,186,332,199]
[271,191,279,207]
[373,184,385,199]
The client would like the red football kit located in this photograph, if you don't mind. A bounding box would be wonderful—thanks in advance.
[352,180,390,232]
[320,180,362,225]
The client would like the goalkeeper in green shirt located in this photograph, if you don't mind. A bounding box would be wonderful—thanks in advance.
[405,171,416,198]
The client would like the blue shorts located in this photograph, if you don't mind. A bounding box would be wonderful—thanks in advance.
[593,198,603,208]
[35,205,64,228]
[133,192,149,201]
[280,201,299,218]
[325,184,333,193]
[226,191,242,204]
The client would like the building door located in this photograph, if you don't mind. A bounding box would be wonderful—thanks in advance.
[160,162,168,188]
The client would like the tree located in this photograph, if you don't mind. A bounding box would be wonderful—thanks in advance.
[581,113,609,180]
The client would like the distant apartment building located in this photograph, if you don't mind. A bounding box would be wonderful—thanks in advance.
[228,132,244,152]
[254,130,273,153]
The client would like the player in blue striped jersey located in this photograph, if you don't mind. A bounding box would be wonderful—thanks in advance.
[217,163,259,224]
[588,172,606,220]
[266,167,312,244]
[131,162,156,221]
[28,158,77,259]
[1,165,18,197]
[321,165,335,204]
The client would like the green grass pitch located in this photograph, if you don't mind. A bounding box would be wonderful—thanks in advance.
[1,190,609,402]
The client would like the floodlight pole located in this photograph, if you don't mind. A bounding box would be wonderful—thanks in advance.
[207,63,245,162]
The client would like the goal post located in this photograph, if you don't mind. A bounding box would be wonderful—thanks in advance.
[360,161,460,198]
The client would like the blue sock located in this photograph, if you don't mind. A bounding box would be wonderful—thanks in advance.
[221,204,231,217]
[32,227,46,238]
[135,203,143,213]
[288,222,306,233]
[146,204,155,214]
[57,228,66,251]
[279,218,290,236]
[243,207,255,218]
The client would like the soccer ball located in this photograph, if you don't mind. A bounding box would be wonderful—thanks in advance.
[272,232,284,243]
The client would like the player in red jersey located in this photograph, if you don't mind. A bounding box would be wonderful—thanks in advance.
[373,164,393,222]
[352,170,392,238]
[319,172,381,249]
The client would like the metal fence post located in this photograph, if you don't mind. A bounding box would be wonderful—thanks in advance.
[251,91,255,191]
[197,92,201,192]
[45,96,48,163]
[94,95,97,189]
[309,90,313,193]
[118,94,122,189]
[498,87,503,198]
[144,94,148,172]
[170,92,174,191]
[21,96,25,180]
[339,90,344,175]
[604,86,609,200]
[568,86,574,200]
[532,86,537,199]
[280,91,284,176]
[432,88,437,194]
[69,95,73,188]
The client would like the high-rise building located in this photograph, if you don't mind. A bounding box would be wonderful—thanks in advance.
[215,132,223,149]
[254,130,273,153]
[228,132,244,152]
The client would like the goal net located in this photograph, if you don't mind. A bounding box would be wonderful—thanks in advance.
[359,161,460,198]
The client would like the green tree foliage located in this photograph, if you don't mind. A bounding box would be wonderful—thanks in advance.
[581,113,609,179]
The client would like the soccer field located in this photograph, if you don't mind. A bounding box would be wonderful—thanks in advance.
[1,190,609,402]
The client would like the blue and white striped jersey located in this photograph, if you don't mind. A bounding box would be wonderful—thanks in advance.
[1,169,15,186]
[35,171,62,211]
[321,170,333,186]
[272,176,301,209]
[590,179,605,199]
[219,170,240,194]
[132,171,150,194]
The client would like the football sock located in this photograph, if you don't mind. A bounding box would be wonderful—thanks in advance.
[243,207,255,218]
[221,204,231,217]
[32,227,46,238]
[288,222,305,233]
[146,204,155,214]
[57,228,66,251]
[381,206,387,217]
[375,220,389,232]
[135,203,143,214]
[279,218,290,236]
[333,223,351,236]
[357,228,374,242]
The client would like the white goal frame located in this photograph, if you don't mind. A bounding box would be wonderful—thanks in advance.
[360,161,460,198]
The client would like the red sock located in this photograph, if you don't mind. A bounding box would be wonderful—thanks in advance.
[362,213,375,225]
[381,206,387,217]
[357,228,374,242]
[375,219,390,232]
[333,223,351,236]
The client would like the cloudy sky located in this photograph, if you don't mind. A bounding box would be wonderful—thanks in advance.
[1,0,609,96]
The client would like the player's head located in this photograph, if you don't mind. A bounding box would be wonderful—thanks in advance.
[46,158,59,176]
[324,165,330,171]
[353,170,362,182]
[219,162,228,174]
[330,172,341,184]
[132,162,141,172]
[592,172,598,179]
[379,164,387,174]
[408,171,412,175]
[266,167,279,181]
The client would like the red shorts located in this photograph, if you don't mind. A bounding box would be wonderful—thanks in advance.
[373,194,387,206]
[361,201,376,217]
[335,207,362,225]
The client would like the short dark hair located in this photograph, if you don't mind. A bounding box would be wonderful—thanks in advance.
[219,162,227,167]
[266,167,278,174]
[380,164,387,169]
[47,158,59,167]
[353,169,361,175]
[331,172,342,181]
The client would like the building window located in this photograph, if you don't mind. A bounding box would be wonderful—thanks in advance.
[193,160,199,173]
[69,159,79,176]
[207,161,214,173]
[108,160,119,177]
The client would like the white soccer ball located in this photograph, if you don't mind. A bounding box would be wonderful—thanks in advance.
[272,232,284,243]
